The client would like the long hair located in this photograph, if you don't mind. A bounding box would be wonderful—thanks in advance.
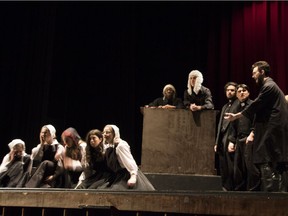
[62,127,82,161]
[85,129,104,165]
[187,70,203,95]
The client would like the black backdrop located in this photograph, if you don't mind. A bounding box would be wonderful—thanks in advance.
[1,2,288,164]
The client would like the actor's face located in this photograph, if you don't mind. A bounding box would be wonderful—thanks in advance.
[226,85,236,100]
[89,134,102,148]
[62,136,74,148]
[40,127,53,144]
[164,87,174,99]
[189,76,197,87]
[237,87,250,102]
[103,126,114,144]
[252,66,264,86]
[12,144,24,158]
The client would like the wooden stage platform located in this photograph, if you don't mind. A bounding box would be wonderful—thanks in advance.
[1,174,288,216]
[2,110,287,215]
[1,187,288,216]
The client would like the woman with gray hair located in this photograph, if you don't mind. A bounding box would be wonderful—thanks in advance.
[184,70,214,111]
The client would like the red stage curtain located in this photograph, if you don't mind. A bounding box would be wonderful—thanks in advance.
[207,1,288,106]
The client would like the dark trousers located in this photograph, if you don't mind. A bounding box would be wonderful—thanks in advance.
[219,151,234,191]
[258,162,288,192]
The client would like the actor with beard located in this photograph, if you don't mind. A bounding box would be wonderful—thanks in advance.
[214,82,239,191]
[225,61,288,192]
[146,84,184,109]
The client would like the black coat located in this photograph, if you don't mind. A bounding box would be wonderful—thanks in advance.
[183,85,214,110]
[242,77,288,164]
[215,99,239,152]
[148,97,184,109]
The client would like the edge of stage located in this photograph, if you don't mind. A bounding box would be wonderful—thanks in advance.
[1,174,288,216]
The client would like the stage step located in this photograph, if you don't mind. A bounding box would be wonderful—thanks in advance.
[145,173,222,191]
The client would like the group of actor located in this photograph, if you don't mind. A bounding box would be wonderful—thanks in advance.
[0,124,155,191]
[215,61,288,192]
[146,69,214,111]
[145,60,288,192]
[1,60,288,192]
[215,82,261,191]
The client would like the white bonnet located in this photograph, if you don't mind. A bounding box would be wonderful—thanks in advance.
[8,139,25,150]
[106,124,121,144]
[44,124,56,138]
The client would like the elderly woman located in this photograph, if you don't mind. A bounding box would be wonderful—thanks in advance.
[0,139,31,187]
[101,124,155,190]
[183,70,214,111]
[25,124,64,188]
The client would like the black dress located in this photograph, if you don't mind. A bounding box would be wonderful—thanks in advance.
[97,145,155,191]
[0,154,31,187]
[25,144,64,188]
[76,147,111,189]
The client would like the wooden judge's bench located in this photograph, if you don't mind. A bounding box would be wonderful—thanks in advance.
[141,108,217,176]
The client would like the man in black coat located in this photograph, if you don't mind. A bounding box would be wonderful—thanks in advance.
[227,84,260,191]
[215,81,239,191]
[225,61,288,192]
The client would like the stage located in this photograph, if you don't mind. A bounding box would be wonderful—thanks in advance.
[1,174,288,216]
[2,111,288,215]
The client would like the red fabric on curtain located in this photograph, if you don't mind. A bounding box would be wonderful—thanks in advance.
[207,1,288,108]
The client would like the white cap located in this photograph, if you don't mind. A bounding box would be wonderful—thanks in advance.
[8,139,25,150]
[45,124,56,138]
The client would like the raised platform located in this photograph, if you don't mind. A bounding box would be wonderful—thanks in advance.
[1,174,288,216]
[1,188,288,216]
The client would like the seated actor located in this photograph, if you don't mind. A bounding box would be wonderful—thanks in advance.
[146,84,184,109]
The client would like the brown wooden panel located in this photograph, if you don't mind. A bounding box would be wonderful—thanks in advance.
[1,189,288,216]
[141,108,217,175]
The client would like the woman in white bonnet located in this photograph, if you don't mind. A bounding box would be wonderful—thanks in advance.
[24,124,64,188]
[101,124,155,190]
[184,70,214,111]
[0,139,31,187]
